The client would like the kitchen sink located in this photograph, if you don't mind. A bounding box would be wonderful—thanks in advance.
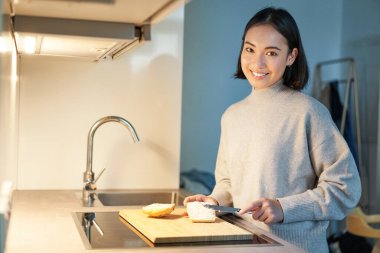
[74,190,281,249]
[72,211,280,250]
[97,190,183,206]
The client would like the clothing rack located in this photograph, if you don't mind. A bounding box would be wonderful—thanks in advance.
[313,57,367,238]
[313,57,363,172]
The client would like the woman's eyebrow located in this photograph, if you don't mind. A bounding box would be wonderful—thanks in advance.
[244,41,281,51]
[266,46,281,51]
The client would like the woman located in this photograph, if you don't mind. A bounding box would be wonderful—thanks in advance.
[183,7,361,253]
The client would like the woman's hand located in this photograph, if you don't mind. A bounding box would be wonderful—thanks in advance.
[183,194,218,206]
[238,198,284,224]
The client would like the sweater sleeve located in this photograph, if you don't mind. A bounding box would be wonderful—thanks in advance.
[209,113,233,206]
[277,110,362,223]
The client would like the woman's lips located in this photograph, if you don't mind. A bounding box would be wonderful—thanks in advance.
[253,72,267,77]
[252,71,268,79]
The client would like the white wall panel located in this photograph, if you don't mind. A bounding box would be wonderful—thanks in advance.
[0,14,19,187]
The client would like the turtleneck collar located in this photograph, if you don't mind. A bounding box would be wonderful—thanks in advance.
[246,79,286,103]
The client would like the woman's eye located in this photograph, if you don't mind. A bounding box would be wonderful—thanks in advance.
[245,47,254,53]
[266,51,278,56]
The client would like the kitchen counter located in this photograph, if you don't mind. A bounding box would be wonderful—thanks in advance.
[5,190,305,253]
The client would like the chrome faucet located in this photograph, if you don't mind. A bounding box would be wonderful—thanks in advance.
[83,116,140,204]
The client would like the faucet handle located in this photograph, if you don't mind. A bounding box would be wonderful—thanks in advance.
[83,168,105,204]
[94,168,106,183]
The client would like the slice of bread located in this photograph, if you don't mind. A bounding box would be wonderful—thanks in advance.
[186,201,216,223]
[142,203,175,217]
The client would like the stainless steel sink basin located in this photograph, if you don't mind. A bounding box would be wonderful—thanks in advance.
[72,211,278,250]
[73,190,280,250]
[97,190,183,206]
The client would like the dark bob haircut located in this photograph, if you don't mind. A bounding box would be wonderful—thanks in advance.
[234,7,309,90]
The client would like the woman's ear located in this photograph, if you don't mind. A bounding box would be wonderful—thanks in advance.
[287,48,298,66]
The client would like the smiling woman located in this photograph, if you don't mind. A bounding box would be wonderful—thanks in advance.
[183,7,361,253]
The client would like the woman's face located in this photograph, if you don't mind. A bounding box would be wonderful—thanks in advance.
[241,24,298,89]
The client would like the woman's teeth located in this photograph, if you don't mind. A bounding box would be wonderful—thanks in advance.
[252,72,267,77]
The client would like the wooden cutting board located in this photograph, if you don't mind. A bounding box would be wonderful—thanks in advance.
[119,208,253,244]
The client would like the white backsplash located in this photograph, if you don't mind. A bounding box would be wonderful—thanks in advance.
[15,7,184,189]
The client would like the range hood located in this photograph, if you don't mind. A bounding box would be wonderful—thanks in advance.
[8,0,187,61]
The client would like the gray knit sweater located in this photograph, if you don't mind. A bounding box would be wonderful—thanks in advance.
[209,80,361,253]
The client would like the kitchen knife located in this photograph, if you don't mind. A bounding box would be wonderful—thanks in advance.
[203,204,252,214]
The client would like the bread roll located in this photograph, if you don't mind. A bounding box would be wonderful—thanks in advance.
[142,203,175,217]
[186,201,216,223]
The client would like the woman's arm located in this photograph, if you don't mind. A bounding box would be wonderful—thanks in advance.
[278,130,361,223]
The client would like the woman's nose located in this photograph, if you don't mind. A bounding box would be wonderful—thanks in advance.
[244,52,265,68]
[253,53,265,68]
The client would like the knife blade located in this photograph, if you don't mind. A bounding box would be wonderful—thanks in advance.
[203,204,252,214]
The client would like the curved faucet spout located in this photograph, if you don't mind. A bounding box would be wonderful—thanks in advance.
[83,116,139,203]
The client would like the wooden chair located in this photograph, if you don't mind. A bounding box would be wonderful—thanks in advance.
[346,207,380,253]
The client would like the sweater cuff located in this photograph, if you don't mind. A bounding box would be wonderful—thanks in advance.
[209,189,232,207]
[277,191,315,223]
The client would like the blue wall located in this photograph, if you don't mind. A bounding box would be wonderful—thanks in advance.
[341,0,380,212]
